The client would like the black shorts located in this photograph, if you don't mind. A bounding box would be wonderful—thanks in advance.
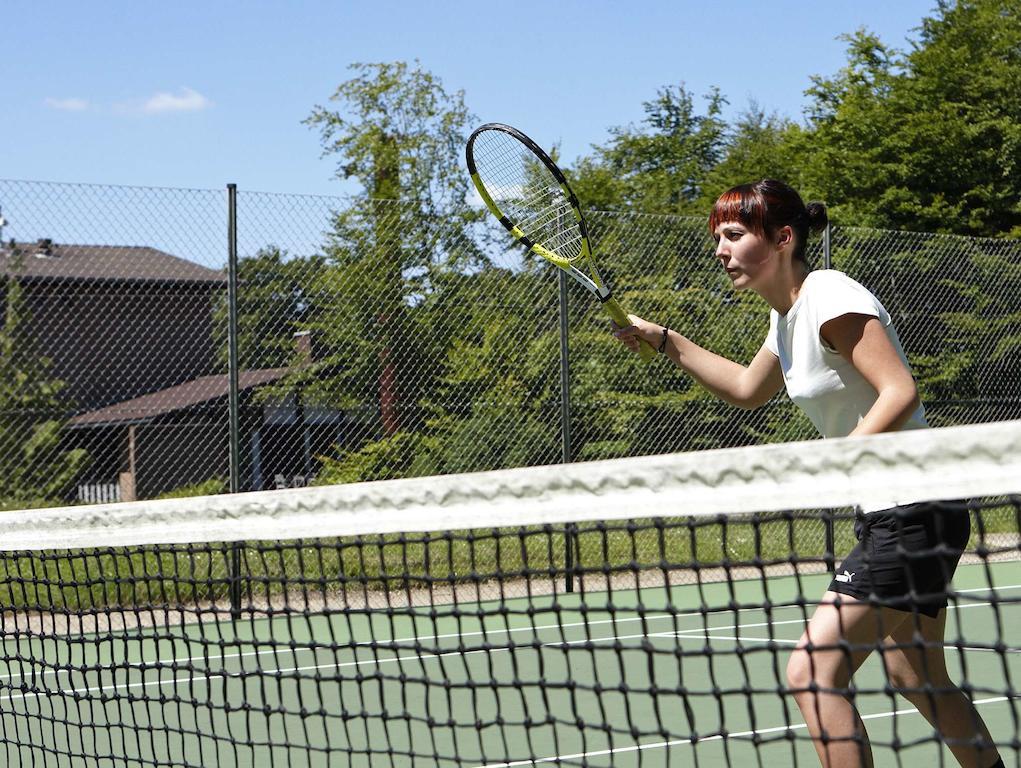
[828,501,971,618]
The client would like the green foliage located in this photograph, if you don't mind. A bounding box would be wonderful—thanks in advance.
[799,2,1021,234]
[215,246,328,371]
[312,261,563,483]
[0,265,89,508]
[154,478,228,500]
[316,431,439,484]
[305,60,476,211]
[698,106,807,207]
[299,4,1021,484]
[572,84,728,214]
[298,62,487,442]
[569,1,1021,238]
[429,403,558,474]
[283,150,565,481]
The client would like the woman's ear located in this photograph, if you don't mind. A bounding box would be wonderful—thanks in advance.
[777,225,793,248]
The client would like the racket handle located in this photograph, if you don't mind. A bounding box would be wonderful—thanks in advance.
[603,298,656,362]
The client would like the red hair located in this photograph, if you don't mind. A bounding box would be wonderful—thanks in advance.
[709,180,827,262]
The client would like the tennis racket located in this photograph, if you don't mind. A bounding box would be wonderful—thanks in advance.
[465,123,656,361]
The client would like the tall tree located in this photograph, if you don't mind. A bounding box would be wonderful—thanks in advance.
[698,104,806,207]
[306,61,475,213]
[902,0,1021,235]
[215,246,327,371]
[572,84,728,215]
[801,0,1021,235]
[303,62,483,439]
[797,29,905,225]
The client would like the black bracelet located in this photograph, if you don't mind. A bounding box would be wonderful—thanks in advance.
[658,327,670,354]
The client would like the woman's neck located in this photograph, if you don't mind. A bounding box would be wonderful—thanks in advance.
[759,261,810,316]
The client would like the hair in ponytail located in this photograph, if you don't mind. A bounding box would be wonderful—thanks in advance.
[709,179,827,263]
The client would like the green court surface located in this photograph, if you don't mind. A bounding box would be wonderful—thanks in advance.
[2,560,1018,767]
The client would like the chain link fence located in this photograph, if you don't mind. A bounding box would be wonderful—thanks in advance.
[1,179,1018,512]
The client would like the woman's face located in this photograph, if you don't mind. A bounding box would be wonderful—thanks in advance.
[711,220,776,291]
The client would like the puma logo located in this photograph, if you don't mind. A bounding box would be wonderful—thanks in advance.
[835,570,855,584]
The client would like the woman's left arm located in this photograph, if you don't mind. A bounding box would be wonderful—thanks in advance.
[820,313,921,436]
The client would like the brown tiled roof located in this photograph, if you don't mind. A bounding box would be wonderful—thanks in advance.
[68,368,290,427]
[1,241,226,283]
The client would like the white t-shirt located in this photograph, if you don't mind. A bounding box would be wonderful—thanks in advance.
[764,269,928,440]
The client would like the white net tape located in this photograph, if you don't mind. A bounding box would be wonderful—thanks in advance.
[4,420,1019,551]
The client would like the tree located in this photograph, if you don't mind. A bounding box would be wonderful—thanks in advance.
[0,254,89,508]
[901,0,1021,235]
[424,265,563,472]
[303,4,1021,484]
[312,261,565,480]
[698,104,807,207]
[571,84,728,215]
[306,61,475,213]
[302,61,485,451]
[215,246,327,371]
[796,29,907,225]
[800,0,1021,235]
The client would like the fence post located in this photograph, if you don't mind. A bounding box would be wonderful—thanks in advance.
[227,184,243,621]
[558,271,578,593]
[822,218,835,567]
[823,220,832,270]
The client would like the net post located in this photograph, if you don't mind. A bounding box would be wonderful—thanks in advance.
[559,269,577,593]
[227,183,243,621]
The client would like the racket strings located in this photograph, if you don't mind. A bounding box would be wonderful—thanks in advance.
[472,133,585,261]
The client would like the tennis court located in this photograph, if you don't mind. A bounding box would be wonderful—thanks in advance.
[1,422,1019,766]
[2,560,1018,767]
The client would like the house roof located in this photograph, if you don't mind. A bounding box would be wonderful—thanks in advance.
[68,368,290,427]
[1,241,226,284]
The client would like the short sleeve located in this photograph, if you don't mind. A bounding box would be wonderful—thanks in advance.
[810,271,887,328]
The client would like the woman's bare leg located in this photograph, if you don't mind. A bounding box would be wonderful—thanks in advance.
[881,609,1001,767]
[788,594,1002,767]
[787,591,889,768]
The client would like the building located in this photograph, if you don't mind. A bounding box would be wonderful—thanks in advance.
[1,239,341,501]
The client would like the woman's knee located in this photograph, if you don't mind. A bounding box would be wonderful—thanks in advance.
[786,646,849,693]
[885,665,925,693]
[786,648,814,692]
[883,642,952,693]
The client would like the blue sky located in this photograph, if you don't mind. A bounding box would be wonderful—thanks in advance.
[3,1,938,198]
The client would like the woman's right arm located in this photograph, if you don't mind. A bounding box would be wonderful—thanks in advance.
[615,316,784,410]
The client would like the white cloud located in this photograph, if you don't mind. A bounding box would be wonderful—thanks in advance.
[141,87,212,114]
[44,97,90,112]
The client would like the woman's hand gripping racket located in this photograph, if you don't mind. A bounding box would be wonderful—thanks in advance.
[466,123,656,361]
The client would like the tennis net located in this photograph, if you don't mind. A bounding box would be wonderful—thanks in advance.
[1,421,1019,766]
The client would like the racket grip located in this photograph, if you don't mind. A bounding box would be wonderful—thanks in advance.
[603,298,656,362]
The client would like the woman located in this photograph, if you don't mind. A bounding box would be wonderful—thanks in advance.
[613,179,1002,768]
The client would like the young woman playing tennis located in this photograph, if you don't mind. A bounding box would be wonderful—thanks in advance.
[613,179,1002,768]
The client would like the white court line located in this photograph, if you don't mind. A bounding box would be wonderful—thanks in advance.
[4,611,1017,706]
[368,582,1021,654]
[2,584,1019,696]
[673,635,799,646]
[541,605,1019,650]
[470,695,1017,768]
[2,593,1018,685]
[1,604,780,683]
[0,645,500,705]
[368,582,1021,649]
